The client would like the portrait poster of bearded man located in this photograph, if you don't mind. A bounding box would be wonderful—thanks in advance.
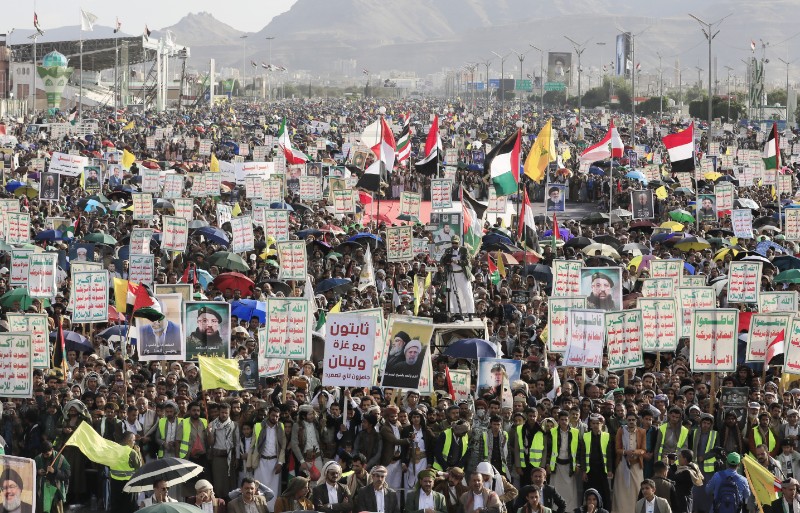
[380,321,434,390]
[580,267,622,312]
[183,301,231,361]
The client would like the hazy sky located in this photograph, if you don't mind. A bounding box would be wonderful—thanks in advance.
[7,0,299,33]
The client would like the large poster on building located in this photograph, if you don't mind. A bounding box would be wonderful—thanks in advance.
[548,52,572,85]
[616,32,632,77]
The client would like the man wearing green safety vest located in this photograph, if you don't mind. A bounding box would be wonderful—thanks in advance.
[689,413,719,513]
[547,411,579,513]
[433,420,471,472]
[511,408,546,486]
[749,411,779,458]
[154,401,183,458]
[580,414,614,511]
[654,407,689,462]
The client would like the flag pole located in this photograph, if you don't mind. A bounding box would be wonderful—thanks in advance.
[609,142,614,215]
[776,125,782,231]
[79,12,83,120]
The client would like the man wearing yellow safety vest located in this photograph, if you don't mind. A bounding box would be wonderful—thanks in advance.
[688,413,719,513]
[749,411,779,458]
[179,402,209,495]
[478,415,509,479]
[154,401,183,459]
[432,420,471,473]
[579,414,614,511]
[251,406,285,511]
[654,407,688,462]
[511,408,546,488]
[546,411,579,513]
[109,431,143,513]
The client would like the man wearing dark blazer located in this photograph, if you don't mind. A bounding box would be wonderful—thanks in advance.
[355,466,400,513]
[770,479,800,513]
[312,461,353,513]
[406,469,447,513]
[434,467,469,513]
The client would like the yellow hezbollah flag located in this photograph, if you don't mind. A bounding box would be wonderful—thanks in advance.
[198,356,244,391]
[329,299,342,313]
[742,453,781,507]
[122,149,136,170]
[231,202,242,217]
[113,278,128,311]
[122,121,135,131]
[524,119,556,182]
[655,186,668,200]
[496,250,506,278]
[210,153,220,173]
[64,422,132,469]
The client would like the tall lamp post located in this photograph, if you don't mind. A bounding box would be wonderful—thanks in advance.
[511,48,531,118]
[688,12,733,151]
[618,27,650,145]
[240,35,248,98]
[528,44,544,118]
[777,58,794,126]
[723,65,734,120]
[479,58,492,106]
[265,36,275,100]
[491,51,511,129]
[565,36,589,135]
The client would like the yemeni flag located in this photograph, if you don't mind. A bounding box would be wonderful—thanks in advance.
[34,12,44,35]
[518,189,539,252]
[357,117,395,192]
[766,330,785,365]
[53,316,68,376]
[580,120,624,163]
[132,284,164,321]
[278,118,309,165]
[763,123,779,171]
[662,122,696,172]
[415,114,441,176]
[461,187,487,256]
[485,129,521,196]
[144,25,151,41]
[396,114,411,166]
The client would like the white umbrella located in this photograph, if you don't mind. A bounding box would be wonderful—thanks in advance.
[582,243,621,259]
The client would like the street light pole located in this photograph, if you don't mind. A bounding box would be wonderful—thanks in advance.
[778,58,794,126]
[265,36,275,101]
[480,58,492,106]
[529,44,545,118]
[723,65,734,120]
[491,51,511,130]
[565,36,589,137]
[657,52,663,120]
[689,12,732,151]
[511,48,531,119]
[240,35,248,98]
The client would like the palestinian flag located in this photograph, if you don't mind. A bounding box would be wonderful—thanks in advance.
[132,284,163,321]
[518,189,539,252]
[357,117,395,192]
[144,25,151,41]
[484,129,521,196]
[414,114,441,176]
[396,114,411,166]
[278,118,309,165]
[67,107,78,125]
[487,256,501,285]
[461,187,487,257]
[662,122,695,172]
[763,123,779,171]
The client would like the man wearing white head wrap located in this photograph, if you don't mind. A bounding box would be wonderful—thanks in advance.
[311,461,353,512]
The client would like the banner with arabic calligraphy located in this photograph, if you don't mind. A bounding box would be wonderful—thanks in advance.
[449,369,471,404]
[71,271,109,323]
[230,216,255,253]
[637,298,678,351]
[487,188,507,214]
[547,296,587,353]
[27,253,57,298]
[133,193,154,221]
[216,204,232,228]
[7,314,48,369]
[732,209,754,239]
[264,210,290,242]
[552,260,582,297]
[173,198,193,221]
[9,249,33,287]
[163,174,183,199]
[299,176,322,201]
[162,216,189,252]
[129,255,154,287]
[641,278,673,298]
[606,310,644,371]
[564,309,605,368]
[323,313,376,388]
[727,261,762,304]
[277,241,307,281]
[650,259,682,289]
[129,228,154,256]
[332,189,356,214]
[386,226,413,262]
[0,334,32,397]
[787,210,800,241]
[680,275,707,287]
[263,298,312,360]
[245,175,265,199]
[784,318,800,373]
[677,287,717,338]
[714,182,735,211]
[6,212,30,245]
[691,308,738,372]
[746,313,791,362]
[431,179,453,210]
[759,291,799,313]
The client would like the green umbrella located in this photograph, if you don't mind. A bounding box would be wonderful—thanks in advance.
[88,194,111,204]
[775,269,800,284]
[138,503,205,513]
[208,251,249,272]
[0,289,49,310]
[669,209,696,224]
[84,233,118,245]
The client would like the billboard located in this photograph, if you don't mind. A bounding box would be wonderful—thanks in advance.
[547,52,572,86]
[616,33,632,77]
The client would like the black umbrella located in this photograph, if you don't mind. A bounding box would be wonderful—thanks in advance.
[593,234,621,249]
[580,212,610,225]
[261,280,293,296]
[123,458,204,492]
[315,278,353,294]
[525,264,552,282]
[706,228,734,237]
[753,216,779,229]
[533,215,552,226]
[564,237,594,250]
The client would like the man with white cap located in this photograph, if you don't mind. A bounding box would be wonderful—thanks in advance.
[354,466,400,513]
[476,461,517,513]
[250,406,285,511]
[290,404,323,479]
[772,479,800,513]
[311,461,352,513]
[380,405,410,502]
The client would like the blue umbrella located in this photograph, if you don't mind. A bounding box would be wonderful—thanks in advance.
[4,180,23,193]
[35,230,66,242]
[270,202,294,211]
[195,226,230,245]
[84,199,107,212]
[542,228,574,241]
[482,233,514,246]
[625,170,648,183]
[297,229,323,238]
[774,255,800,272]
[443,338,497,359]
[231,299,267,324]
[589,166,606,176]
[196,268,213,289]
[98,325,130,339]
[49,330,92,354]
[755,240,788,256]
[348,233,383,243]
[651,232,680,244]
[315,278,353,294]
[684,262,696,275]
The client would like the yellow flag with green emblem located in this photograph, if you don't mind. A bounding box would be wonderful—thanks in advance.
[64,422,132,468]
[198,356,243,391]
[742,453,781,507]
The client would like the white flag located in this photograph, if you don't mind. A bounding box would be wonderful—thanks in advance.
[358,246,375,292]
[303,274,318,315]
[80,9,98,31]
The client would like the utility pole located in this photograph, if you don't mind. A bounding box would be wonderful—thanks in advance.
[689,12,733,151]
[778,58,794,126]
[618,27,651,146]
[240,35,248,98]
[491,51,511,130]
[265,36,275,101]
[511,48,531,119]
[480,58,492,106]
[723,65,733,120]
[528,44,545,118]
[657,52,663,120]
[565,36,589,137]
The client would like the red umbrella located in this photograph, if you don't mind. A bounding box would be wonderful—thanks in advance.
[101,140,115,148]
[108,305,126,322]
[321,224,345,234]
[141,160,160,170]
[212,272,254,294]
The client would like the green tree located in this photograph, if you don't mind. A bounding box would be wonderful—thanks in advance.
[635,97,665,117]
[688,97,745,121]
[580,87,608,108]
[767,90,787,107]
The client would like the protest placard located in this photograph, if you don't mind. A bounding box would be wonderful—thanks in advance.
[332,189,356,214]
[49,152,88,176]
[141,169,161,194]
[298,176,322,201]
[746,313,790,362]
[27,253,57,298]
[759,291,798,313]
[785,318,800,373]
[264,178,284,203]
[162,216,188,252]
[6,212,30,244]
[680,275,707,287]
[552,260,582,297]
[488,188,507,214]
[431,179,452,210]
[788,210,800,240]
[7,314,48,369]
[173,198,193,221]
[263,298,313,359]
[637,298,678,351]
[564,309,605,368]
[264,209,290,241]
[731,209,754,239]
[641,278,674,298]
[230,216,255,253]
[715,183,734,211]
[205,173,221,196]
[606,310,643,370]
[449,369,471,404]
[245,175,264,199]
[543,298,586,358]
[199,139,212,155]
[676,286,717,337]
[277,241,307,281]
[691,308,738,372]
[129,228,153,256]
[216,204,232,228]
[133,193,154,221]
[71,271,109,323]
[191,174,207,197]
[0,334,32,397]
[9,249,32,287]
[129,255,154,286]
[322,313,376,388]
[650,259,682,288]
[386,226,413,262]
[727,261,762,303]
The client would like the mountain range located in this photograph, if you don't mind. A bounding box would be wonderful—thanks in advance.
[9,1,800,83]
